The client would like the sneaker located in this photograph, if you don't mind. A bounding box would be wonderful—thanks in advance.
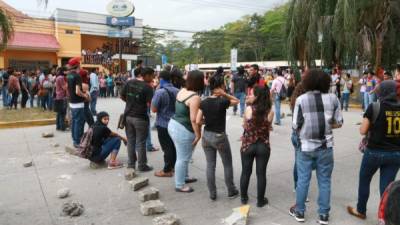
[289,206,305,223]
[210,193,217,201]
[138,165,153,172]
[154,170,173,177]
[108,161,123,170]
[228,190,239,199]
[318,214,329,225]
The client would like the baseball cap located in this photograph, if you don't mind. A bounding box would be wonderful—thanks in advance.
[68,57,81,69]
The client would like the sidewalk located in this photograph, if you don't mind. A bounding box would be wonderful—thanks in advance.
[0,98,394,225]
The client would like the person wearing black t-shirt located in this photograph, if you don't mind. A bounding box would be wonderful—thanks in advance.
[67,57,89,147]
[90,112,127,169]
[196,75,240,201]
[121,67,155,172]
[348,80,400,220]
[232,66,247,117]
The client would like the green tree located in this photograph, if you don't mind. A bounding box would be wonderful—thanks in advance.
[0,8,14,50]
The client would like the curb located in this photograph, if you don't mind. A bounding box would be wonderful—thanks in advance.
[0,118,56,129]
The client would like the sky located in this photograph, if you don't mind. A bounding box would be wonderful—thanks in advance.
[4,0,285,39]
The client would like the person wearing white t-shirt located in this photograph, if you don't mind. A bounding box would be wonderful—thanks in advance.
[270,70,286,125]
[359,72,368,111]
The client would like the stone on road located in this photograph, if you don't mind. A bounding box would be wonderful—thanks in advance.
[138,187,159,202]
[42,132,54,138]
[57,188,70,199]
[23,160,33,167]
[153,214,180,225]
[125,168,136,181]
[140,200,166,216]
[129,177,149,191]
[61,201,84,217]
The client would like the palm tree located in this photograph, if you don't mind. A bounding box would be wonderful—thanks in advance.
[0,8,14,50]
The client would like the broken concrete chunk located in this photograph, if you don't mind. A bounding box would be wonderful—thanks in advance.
[125,168,136,181]
[42,132,54,138]
[57,188,70,199]
[129,177,149,191]
[153,214,180,225]
[23,161,33,167]
[140,200,166,216]
[61,201,84,217]
[223,205,250,225]
[138,187,159,202]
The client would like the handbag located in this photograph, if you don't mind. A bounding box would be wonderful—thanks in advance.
[358,102,380,153]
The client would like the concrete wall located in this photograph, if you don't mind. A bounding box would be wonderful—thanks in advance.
[55,23,82,58]
[14,17,55,35]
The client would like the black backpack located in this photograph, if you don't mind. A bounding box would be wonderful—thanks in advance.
[278,79,287,100]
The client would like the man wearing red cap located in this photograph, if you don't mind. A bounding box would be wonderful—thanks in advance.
[67,57,88,147]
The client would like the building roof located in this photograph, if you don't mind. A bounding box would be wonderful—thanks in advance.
[7,32,60,51]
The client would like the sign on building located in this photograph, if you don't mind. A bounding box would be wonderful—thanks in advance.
[108,30,131,38]
[106,16,135,26]
[107,0,135,17]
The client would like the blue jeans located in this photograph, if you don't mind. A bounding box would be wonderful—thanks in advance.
[90,137,121,163]
[363,92,376,111]
[360,92,365,111]
[340,92,350,111]
[168,119,195,189]
[274,95,281,125]
[233,92,246,116]
[90,91,98,116]
[296,148,334,215]
[291,131,301,190]
[1,86,10,107]
[356,149,400,214]
[71,107,85,146]
[29,93,35,108]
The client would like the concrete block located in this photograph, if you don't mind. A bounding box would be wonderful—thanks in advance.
[140,200,165,216]
[153,214,180,225]
[138,187,159,202]
[125,168,136,181]
[129,177,149,191]
[223,205,250,225]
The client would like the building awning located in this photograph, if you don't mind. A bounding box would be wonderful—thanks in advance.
[7,32,60,52]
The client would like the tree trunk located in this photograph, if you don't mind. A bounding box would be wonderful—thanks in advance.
[374,32,384,79]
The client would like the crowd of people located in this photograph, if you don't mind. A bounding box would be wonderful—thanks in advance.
[1,58,399,225]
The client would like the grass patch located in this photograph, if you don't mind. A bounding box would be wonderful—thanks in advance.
[0,108,56,122]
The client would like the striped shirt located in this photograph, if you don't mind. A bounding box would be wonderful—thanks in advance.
[293,91,343,152]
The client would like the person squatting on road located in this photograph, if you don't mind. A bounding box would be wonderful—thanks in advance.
[89,112,127,169]
[196,74,240,201]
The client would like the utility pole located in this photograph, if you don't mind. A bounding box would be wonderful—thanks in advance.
[119,25,123,73]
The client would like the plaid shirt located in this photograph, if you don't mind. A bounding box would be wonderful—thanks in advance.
[292,91,343,152]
